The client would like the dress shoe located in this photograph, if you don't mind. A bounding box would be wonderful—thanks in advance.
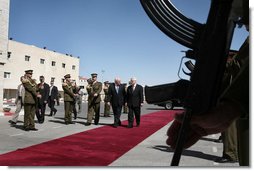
[127,125,133,128]
[113,124,118,128]
[53,109,57,116]
[85,123,91,126]
[30,128,38,131]
[24,128,30,131]
[136,124,140,127]
[8,120,16,125]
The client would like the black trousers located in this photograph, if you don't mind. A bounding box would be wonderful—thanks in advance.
[36,102,46,123]
[73,101,77,119]
[112,105,122,126]
[48,97,57,115]
[128,106,141,126]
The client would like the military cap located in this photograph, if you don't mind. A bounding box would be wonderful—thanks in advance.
[64,74,71,79]
[39,75,44,78]
[91,73,98,77]
[25,70,33,74]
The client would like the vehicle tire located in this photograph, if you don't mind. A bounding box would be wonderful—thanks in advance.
[165,101,173,110]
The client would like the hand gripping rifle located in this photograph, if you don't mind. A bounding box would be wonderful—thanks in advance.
[140,0,241,166]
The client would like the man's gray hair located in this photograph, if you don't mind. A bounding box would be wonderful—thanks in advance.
[115,77,121,82]
[131,77,137,81]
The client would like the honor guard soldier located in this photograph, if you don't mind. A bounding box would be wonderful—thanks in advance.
[103,81,111,117]
[22,70,40,131]
[85,73,102,126]
[62,74,77,124]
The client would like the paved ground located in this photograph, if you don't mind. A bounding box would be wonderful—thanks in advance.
[0,102,239,167]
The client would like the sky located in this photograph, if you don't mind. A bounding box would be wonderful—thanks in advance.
[9,0,249,86]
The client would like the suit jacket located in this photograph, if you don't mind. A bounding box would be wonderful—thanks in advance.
[108,83,126,107]
[126,84,144,107]
[87,81,102,104]
[49,86,58,100]
[37,82,50,104]
[62,82,75,102]
[15,84,25,104]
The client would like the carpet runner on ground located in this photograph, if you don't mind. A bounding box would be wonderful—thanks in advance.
[0,110,176,166]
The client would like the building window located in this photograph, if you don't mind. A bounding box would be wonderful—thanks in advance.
[52,61,56,66]
[72,65,76,70]
[4,72,11,79]
[40,59,45,64]
[7,52,11,59]
[62,63,66,68]
[25,55,30,61]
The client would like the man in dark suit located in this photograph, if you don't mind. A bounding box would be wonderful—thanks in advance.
[126,77,144,128]
[48,81,58,116]
[108,77,126,128]
[36,75,49,123]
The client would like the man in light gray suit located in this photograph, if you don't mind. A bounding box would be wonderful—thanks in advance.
[8,76,25,125]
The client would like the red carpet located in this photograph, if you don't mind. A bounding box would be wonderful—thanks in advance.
[0,110,176,166]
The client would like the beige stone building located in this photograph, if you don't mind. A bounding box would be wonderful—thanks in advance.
[3,40,80,99]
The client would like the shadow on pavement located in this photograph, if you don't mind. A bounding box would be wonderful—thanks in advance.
[48,119,66,125]
[11,124,25,131]
[151,145,220,162]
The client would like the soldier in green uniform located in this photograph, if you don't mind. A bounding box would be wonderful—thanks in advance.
[22,70,40,131]
[103,81,110,117]
[85,73,102,126]
[62,74,77,124]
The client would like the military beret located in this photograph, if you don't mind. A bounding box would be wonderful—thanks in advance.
[25,70,33,74]
[91,73,98,77]
[39,75,44,78]
[104,81,109,84]
[64,74,71,79]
